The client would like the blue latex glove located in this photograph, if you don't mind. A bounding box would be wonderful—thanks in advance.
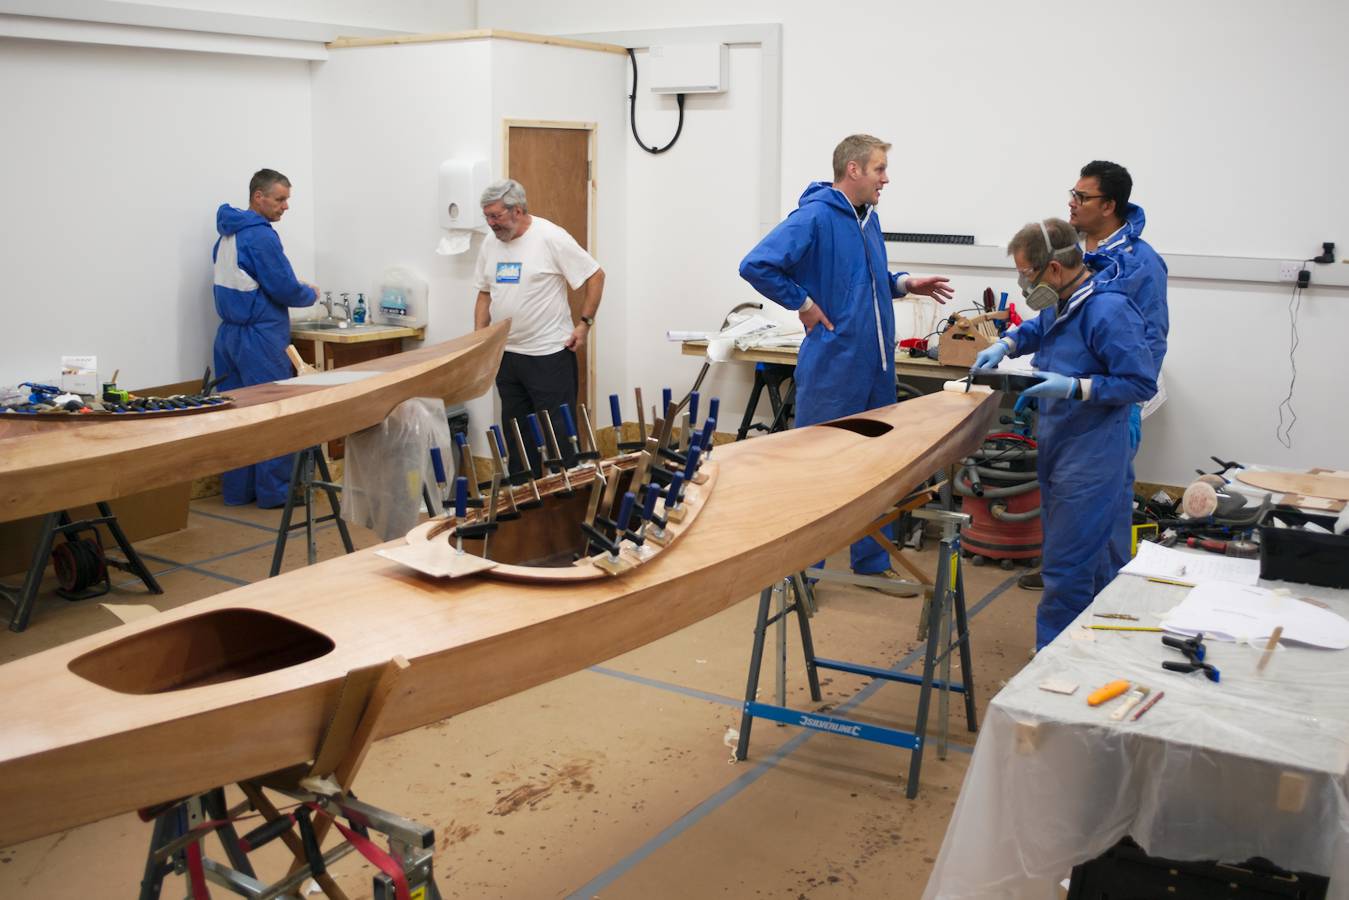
[1129,403,1142,450]
[1021,371,1078,400]
[1012,394,1037,417]
[971,341,1009,371]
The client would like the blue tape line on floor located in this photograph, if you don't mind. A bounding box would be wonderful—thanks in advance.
[117,522,338,590]
[189,506,290,533]
[588,666,743,708]
[570,573,1018,898]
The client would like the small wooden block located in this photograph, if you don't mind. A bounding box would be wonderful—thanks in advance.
[1014,721,1041,755]
[1276,771,1308,813]
[664,505,687,524]
[592,553,635,576]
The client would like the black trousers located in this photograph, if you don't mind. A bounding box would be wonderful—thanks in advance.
[496,348,579,482]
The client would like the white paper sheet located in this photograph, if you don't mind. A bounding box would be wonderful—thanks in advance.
[1161,582,1349,648]
[1119,540,1260,586]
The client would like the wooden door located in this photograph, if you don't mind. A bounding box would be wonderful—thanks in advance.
[505,124,595,409]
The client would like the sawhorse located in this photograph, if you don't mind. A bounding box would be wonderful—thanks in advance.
[2,502,162,632]
[270,446,355,578]
[734,363,796,440]
[734,508,976,798]
[139,656,440,899]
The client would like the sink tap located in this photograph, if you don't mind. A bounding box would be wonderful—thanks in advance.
[338,293,352,321]
[322,291,335,318]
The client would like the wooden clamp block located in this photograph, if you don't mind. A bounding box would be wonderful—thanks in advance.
[1276,771,1308,813]
[282,656,411,882]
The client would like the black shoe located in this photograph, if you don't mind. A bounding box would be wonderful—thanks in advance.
[1018,570,1043,590]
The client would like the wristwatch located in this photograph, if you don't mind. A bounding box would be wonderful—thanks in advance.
[579,314,594,327]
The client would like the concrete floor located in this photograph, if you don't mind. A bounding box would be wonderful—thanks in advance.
[0,494,1042,898]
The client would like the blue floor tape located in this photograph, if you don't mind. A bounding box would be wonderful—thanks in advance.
[570,573,1020,897]
[114,521,338,590]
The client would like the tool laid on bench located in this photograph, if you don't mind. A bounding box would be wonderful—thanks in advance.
[1162,632,1220,682]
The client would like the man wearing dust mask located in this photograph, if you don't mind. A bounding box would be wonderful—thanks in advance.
[970,217,1156,650]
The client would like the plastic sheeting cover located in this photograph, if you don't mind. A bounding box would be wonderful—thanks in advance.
[924,567,1349,899]
[342,397,452,541]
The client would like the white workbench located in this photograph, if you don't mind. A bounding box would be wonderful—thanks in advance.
[923,560,1349,899]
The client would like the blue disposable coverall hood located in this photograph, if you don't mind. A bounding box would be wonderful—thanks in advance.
[1084,203,1168,378]
[212,203,316,506]
[738,182,910,573]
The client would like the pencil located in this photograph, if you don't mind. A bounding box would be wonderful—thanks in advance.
[1131,690,1164,721]
[1086,625,1164,632]
[1256,626,1284,673]
[1146,577,1195,588]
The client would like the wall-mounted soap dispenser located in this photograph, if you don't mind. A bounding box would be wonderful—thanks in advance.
[438,159,491,230]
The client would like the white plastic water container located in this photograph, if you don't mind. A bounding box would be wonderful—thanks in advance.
[377,267,427,328]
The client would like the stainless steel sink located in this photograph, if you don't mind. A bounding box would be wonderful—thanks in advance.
[295,321,386,332]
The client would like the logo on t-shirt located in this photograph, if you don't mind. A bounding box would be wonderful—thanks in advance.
[496,262,522,284]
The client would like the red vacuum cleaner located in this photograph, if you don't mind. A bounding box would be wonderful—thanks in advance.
[955,431,1042,569]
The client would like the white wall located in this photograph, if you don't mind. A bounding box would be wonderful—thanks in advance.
[128,0,474,34]
[311,38,494,434]
[312,37,629,450]
[480,0,1349,485]
[0,0,478,392]
[621,42,772,427]
[1,0,475,39]
[0,36,314,389]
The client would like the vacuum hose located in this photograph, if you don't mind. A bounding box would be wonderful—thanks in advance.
[989,502,1042,522]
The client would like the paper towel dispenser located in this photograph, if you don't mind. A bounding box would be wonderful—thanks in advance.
[438,159,490,230]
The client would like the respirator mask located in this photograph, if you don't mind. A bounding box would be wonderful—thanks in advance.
[1019,221,1080,311]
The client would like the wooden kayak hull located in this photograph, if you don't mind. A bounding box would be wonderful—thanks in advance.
[0,322,509,524]
[0,389,998,848]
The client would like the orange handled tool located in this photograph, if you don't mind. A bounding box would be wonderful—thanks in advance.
[1087,680,1130,707]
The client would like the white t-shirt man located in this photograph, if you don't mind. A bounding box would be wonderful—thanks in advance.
[474,216,600,356]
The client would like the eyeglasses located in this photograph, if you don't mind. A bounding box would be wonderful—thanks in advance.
[483,208,514,224]
[1068,189,1105,204]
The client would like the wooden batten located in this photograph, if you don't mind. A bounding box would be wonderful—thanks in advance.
[327,28,627,55]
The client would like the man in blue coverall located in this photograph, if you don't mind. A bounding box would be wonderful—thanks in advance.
[739,134,954,585]
[974,218,1156,649]
[212,168,318,507]
[1019,161,1170,590]
[1071,160,1168,571]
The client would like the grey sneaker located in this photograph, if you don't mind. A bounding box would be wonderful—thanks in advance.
[857,568,921,597]
[1018,570,1043,590]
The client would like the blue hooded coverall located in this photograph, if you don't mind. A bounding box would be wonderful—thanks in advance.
[1004,280,1156,648]
[1083,203,1169,570]
[739,183,909,574]
[212,204,317,507]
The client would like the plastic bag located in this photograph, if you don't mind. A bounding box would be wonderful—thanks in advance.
[342,398,453,540]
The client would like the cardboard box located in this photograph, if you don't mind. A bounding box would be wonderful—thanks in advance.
[60,355,98,395]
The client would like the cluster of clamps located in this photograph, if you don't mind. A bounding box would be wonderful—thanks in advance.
[427,388,721,573]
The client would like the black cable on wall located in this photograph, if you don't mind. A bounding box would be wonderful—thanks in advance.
[628,48,685,154]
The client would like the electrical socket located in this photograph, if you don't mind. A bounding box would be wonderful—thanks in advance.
[1278,261,1302,282]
